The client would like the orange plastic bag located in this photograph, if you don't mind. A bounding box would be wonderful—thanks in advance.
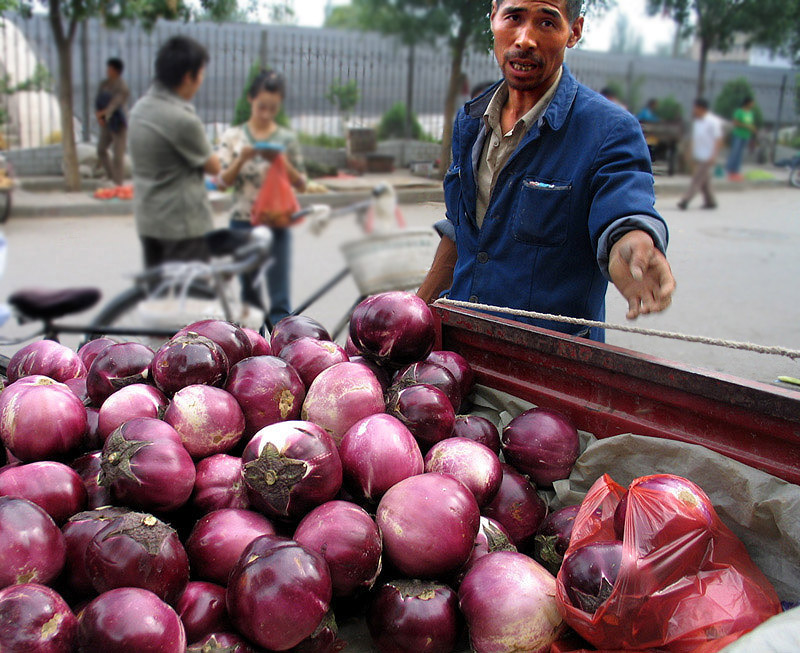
[555,474,780,653]
[251,154,300,228]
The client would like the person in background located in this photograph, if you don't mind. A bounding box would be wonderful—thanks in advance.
[417,0,675,341]
[637,98,660,123]
[678,98,723,211]
[95,57,129,186]
[600,86,627,111]
[726,96,757,182]
[128,36,221,269]
[217,70,306,326]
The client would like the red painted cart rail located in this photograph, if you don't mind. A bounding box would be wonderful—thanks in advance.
[435,306,800,485]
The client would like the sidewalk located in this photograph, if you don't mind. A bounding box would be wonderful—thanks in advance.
[7,166,788,219]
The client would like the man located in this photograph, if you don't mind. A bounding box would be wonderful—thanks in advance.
[95,57,129,186]
[726,96,757,182]
[128,36,221,269]
[678,99,723,210]
[418,0,675,341]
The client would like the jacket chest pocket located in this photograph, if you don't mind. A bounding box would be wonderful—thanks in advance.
[512,178,572,247]
[443,167,462,226]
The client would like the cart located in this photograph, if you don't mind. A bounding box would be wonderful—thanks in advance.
[338,305,800,651]
[435,305,800,485]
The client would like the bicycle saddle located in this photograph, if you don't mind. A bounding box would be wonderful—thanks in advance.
[9,287,101,321]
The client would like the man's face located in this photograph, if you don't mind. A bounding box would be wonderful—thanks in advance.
[491,0,583,94]
[106,66,118,80]
[183,66,206,100]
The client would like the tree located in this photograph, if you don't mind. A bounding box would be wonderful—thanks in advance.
[13,0,237,191]
[646,1,800,97]
[325,78,360,135]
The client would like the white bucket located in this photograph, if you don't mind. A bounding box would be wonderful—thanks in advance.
[341,228,438,296]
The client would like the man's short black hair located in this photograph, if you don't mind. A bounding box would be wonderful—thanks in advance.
[694,98,709,110]
[154,36,209,90]
[496,0,583,22]
[107,57,124,74]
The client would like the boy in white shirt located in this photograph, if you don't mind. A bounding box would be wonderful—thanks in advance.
[678,98,723,210]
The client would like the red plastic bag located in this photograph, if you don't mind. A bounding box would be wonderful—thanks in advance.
[251,154,300,228]
[555,474,781,653]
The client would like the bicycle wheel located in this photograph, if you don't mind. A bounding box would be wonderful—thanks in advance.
[86,283,218,346]
[790,165,800,189]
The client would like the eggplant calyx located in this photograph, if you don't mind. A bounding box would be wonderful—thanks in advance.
[95,510,176,557]
[99,429,150,486]
[243,442,308,516]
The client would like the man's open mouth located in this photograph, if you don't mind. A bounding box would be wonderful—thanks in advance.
[509,61,537,72]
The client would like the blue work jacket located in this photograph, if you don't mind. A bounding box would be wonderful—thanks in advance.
[443,66,667,341]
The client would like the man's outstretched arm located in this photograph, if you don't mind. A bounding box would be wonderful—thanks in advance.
[609,230,676,319]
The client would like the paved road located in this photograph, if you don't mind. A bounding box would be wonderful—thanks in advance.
[0,185,798,387]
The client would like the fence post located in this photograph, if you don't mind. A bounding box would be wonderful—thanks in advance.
[772,74,788,164]
[259,28,269,70]
[80,20,90,143]
[402,42,416,167]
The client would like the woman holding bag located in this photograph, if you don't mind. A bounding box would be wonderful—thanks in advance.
[218,70,306,326]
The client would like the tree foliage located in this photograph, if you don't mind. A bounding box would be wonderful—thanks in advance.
[646,0,799,95]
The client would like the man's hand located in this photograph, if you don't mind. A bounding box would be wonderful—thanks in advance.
[609,230,676,320]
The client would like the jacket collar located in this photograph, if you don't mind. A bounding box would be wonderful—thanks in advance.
[464,64,577,133]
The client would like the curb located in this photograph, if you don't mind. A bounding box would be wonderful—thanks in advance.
[8,178,785,219]
[9,186,447,219]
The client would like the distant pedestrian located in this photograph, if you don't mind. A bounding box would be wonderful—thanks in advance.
[217,70,306,325]
[600,86,627,111]
[95,57,129,186]
[128,36,221,269]
[726,96,757,182]
[637,98,660,123]
[678,98,722,211]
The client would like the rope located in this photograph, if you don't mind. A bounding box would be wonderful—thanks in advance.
[434,298,800,361]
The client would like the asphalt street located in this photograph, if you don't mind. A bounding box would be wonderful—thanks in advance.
[0,185,798,387]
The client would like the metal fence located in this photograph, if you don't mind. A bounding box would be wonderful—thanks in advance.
[0,13,797,151]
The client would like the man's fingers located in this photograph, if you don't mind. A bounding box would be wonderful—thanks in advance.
[626,295,641,320]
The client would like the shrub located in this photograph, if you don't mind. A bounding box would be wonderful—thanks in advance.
[714,78,764,127]
[377,102,424,140]
[655,96,683,122]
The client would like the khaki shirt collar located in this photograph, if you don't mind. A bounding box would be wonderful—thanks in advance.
[483,67,563,138]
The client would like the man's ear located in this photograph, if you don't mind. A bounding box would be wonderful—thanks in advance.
[567,16,584,49]
[490,0,498,23]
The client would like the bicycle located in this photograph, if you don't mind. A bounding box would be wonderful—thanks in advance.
[0,185,438,365]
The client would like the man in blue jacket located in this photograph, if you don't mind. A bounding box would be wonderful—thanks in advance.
[417,0,676,340]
